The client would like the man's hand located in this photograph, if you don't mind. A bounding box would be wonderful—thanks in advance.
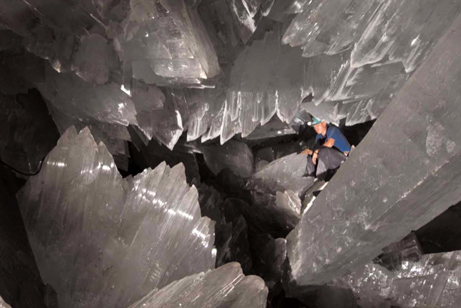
[312,151,318,165]
[301,149,313,155]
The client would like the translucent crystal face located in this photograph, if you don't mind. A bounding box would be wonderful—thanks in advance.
[17,127,216,308]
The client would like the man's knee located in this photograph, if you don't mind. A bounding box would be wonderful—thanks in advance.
[317,147,333,158]
[318,147,345,166]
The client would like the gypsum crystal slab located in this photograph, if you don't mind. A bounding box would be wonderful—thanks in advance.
[17,126,216,308]
[128,262,268,308]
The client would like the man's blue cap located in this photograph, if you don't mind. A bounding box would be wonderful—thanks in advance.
[307,117,323,126]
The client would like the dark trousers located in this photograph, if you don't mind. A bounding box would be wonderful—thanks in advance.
[306,147,346,181]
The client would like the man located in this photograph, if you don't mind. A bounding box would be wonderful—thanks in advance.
[301,117,351,181]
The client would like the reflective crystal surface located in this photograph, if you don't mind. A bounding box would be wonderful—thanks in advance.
[17,127,216,308]
[129,263,268,308]
[337,251,461,308]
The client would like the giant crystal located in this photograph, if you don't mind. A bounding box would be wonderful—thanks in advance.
[286,13,461,286]
[17,127,216,308]
[129,262,268,308]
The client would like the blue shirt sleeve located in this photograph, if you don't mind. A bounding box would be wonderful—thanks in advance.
[326,126,351,152]
[326,126,341,141]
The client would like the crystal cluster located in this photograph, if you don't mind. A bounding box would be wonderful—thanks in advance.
[1,0,456,150]
[128,262,268,308]
[338,250,461,308]
[17,127,216,308]
[281,0,461,127]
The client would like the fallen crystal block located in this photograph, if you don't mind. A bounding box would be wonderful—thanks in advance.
[17,127,216,308]
[337,250,461,308]
[128,262,268,308]
[0,90,59,174]
[250,153,314,197]
[202,140,254,178]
